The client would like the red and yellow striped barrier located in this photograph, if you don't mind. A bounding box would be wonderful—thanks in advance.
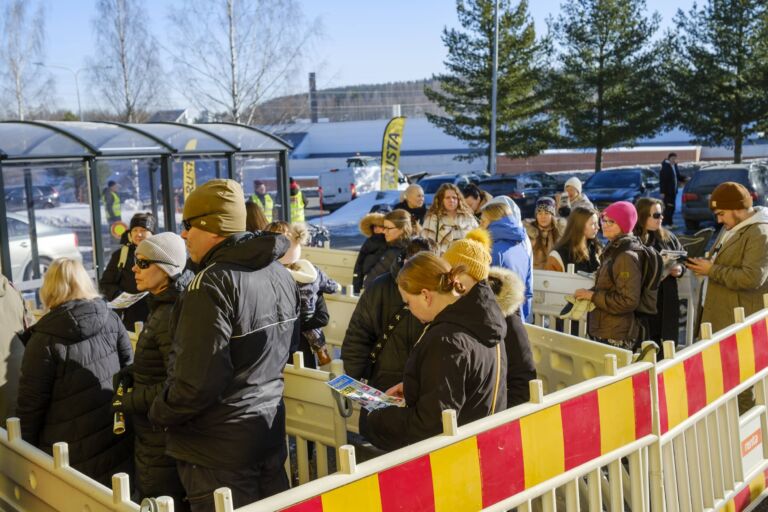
[658,318,768,433]
[726,468,768,512]
[279,371,652,512]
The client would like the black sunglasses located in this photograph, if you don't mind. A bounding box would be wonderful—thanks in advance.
[651,212,663,219]
[135,258,174,270]
[181,213,207,231]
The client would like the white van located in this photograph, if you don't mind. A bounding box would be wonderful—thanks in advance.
[319,156,408,210]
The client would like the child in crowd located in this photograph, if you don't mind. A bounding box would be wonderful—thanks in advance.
[265,221,341,367]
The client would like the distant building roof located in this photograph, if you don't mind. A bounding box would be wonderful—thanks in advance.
[148,109,190,123]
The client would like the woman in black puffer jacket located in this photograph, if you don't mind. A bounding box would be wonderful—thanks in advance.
[362,209,413,290]
[18,258,133,486]
[111,232,191,508]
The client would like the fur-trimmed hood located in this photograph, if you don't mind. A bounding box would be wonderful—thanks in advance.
[487,266,525,316]
[359,213,386,237]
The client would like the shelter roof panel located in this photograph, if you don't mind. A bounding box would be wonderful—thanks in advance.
[44,121,166,155]
[0,122,93,159]
[134,123,236,153]
[199,123,292,152]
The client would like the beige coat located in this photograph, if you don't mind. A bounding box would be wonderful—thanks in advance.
[701,208,768,334]
[0,275,28,422]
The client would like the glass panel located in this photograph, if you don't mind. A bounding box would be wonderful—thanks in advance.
[2,162,91,293]
[171,156,231,232]
[95,158,167,270]
[237,154,281,223]
[132,123,234,153]
[0,122,92,158]
[45,121,165,155]
[200,123,289,152]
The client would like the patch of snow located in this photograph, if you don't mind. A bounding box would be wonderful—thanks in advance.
[309,190,402,236]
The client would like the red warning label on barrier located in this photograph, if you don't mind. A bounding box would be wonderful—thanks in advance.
[741,428,762,457]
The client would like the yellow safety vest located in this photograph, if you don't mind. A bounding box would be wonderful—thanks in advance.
[250,193,274,222]
[104,190,121,219]
[290,191,305,223]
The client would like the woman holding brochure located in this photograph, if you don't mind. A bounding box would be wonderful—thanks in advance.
[365,252,507,451]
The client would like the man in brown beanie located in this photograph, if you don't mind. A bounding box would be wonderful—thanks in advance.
[149,179,300,510]
[686,181,768,333]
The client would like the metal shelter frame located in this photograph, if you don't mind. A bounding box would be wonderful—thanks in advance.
[0,120,292,284]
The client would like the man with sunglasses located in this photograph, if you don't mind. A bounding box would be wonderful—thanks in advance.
[149,179,299,510]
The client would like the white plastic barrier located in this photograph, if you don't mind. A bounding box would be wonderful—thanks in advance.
[303,247,356,291]
[0,419,139,512]
[654,304,768,512]
[230,357,658,512]
[283,354,348,486]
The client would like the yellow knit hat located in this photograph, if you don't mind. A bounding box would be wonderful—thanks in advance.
[443,228,492,282]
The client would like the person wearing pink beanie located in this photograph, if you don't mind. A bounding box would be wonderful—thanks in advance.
[573,200,645,349]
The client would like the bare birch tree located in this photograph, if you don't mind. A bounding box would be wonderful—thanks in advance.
[89,0,164,122]
[168,0,322,124]
[0,0,54,120]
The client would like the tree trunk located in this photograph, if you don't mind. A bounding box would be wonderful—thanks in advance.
[734,135,743,163]
[227,0,240,123]
[595,146,603,172]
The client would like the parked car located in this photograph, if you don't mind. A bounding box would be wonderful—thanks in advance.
[419,173,485,206]
[5,185,61,211]
[682,163,768,230]
[517,172,560,198]
[582,168,660,210]
[476,175,543,218]
[318,156,408,211]
[6,212,82,283]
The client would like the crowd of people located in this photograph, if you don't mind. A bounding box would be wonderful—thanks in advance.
[0,171,767,509]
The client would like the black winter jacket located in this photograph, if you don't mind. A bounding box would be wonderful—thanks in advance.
[99,243,149,330]
[362,241,406,290]
[17,299,133,485]
[149,232,300,470]
[120,271,192,501]
[639,230,685,343]
[366,281,507,451]
[353,234,388,293]
[342,261,425,392]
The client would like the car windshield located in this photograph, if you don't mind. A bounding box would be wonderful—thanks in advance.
[692,169,748,187]
[420,177,455,194]
[584,172,640,189]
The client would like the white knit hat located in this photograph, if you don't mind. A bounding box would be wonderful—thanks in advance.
[136,232,187,278]
[565,177,582,194]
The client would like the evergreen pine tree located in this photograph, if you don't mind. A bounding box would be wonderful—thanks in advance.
[425,0,556,163]
[671,0,768,163]
[548,0,667,171]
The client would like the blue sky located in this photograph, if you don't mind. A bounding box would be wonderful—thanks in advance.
[42,0,692,112]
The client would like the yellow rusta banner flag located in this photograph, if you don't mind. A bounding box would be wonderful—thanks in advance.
[183,139,198,200]
[380,116,406,190]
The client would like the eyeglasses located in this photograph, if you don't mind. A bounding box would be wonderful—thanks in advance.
[651,212,663,219]
[600,217,617,226]
[135,258,174,270]
[181,214,206,232]
[382,225,399,231]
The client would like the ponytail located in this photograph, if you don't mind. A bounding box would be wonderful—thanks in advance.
[398,252,465,295]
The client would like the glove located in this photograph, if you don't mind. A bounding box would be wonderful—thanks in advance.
[112,365,134,391]
[558,295,596,322]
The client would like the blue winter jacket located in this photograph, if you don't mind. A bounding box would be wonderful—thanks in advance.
[487,216,534,321]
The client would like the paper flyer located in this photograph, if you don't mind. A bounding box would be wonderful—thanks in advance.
[326,374,405,412]
[108,291,149,309]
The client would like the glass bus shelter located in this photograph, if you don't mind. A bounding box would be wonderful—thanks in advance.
[0,121,291,291]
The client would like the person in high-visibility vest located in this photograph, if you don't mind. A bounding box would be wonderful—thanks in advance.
[249,180,273,222]
[103,181,122,223]
[289,178,305,223]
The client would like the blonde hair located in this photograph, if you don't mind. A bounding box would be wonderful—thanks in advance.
[481,202,513,224]
[40,258,100,309]
[397,252,466,295]
[265,221,310,246]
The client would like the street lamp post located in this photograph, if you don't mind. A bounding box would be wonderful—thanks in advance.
[34,62,93,121]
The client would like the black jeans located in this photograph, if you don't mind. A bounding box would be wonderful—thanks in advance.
[176,446,289,512]
[663,198,675,226]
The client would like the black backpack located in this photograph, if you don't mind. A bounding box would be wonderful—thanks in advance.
[634,244,664,315]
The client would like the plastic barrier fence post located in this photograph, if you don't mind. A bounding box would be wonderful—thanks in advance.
[6,417,20,441]
[52,442,69,469]
[112,473,131,505]
[338,445,356,474]
[214,487,234,512]
[604,355,618,377]
[157,496,174,512]
[441,409,458,436]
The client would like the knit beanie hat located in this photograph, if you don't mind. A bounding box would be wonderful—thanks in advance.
[443,228,492,282]
[565,177,582,194]
[710,181,753,210]
[602,201,638,234]
[536,196,556,215]
[183,179,246,236]
[129,212,156,233]
[136,232,188,278]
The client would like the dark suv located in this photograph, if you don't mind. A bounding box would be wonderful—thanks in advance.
[582,168,660,210]
[5,185,61,211]
[477,175,543,217]
[681,163,768,230]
